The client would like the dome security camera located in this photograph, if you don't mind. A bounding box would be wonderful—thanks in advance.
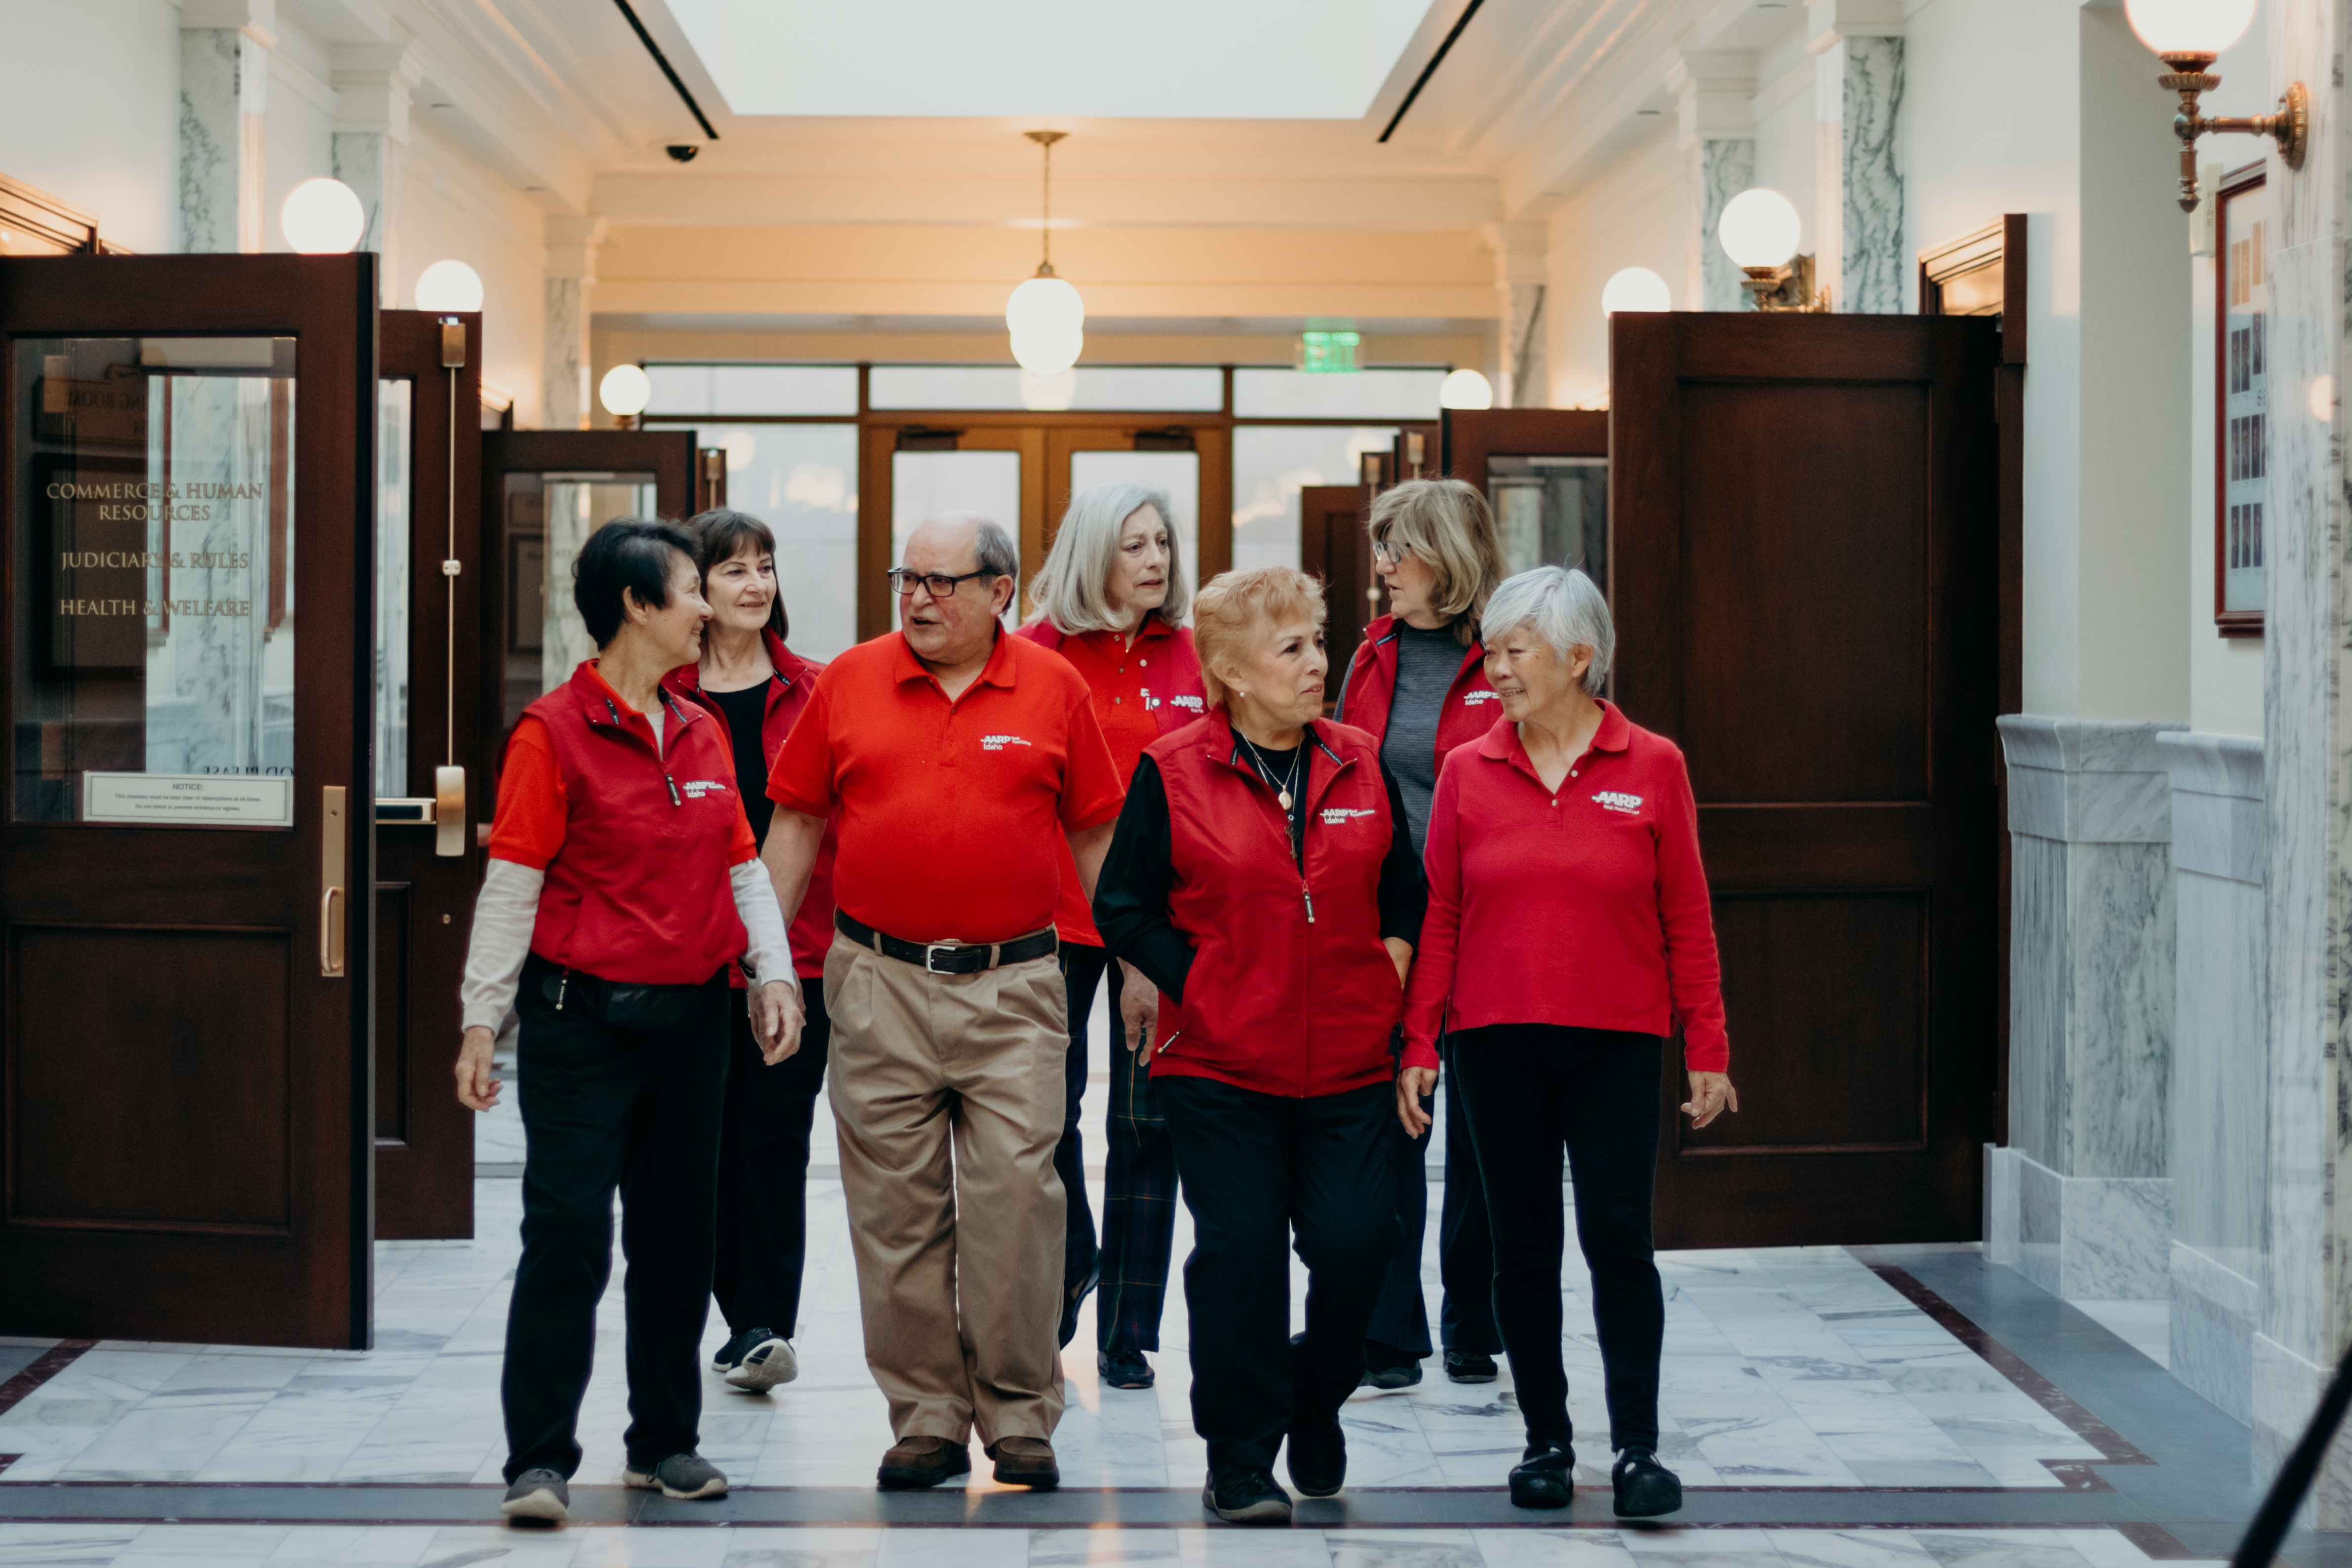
[665,144,699,163]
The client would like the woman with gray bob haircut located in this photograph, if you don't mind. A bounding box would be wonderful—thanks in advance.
[1397,564,1735,1518]
[1015,482,1207,1387]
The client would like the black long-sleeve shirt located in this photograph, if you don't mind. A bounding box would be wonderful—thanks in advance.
[1092,742,1429,1004]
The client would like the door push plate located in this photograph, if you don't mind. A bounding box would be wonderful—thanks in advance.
[435,765,466,859]
[320,785,347,978]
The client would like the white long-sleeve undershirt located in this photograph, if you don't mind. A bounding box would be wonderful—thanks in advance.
[459,856,793,1032]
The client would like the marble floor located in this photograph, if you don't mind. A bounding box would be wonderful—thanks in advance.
[0,1020,2300,1566]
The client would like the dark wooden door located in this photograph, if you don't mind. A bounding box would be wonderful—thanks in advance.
[373,312,481,1241]
[1442,409,1611,586]
[478,430,693,798]
[1608,312,2000,1247]
[1300,484,1377,682]
[0,253,377,1347]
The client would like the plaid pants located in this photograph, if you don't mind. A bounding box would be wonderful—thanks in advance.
[1060,944,1179,1356]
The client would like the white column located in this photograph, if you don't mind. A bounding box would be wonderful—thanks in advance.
[1483,222,1548,407]
[1668,51,1757,313]
[543,216,606,431]
[1806,0,1905,313]
[178,0,276,254]
[330,45,420,306]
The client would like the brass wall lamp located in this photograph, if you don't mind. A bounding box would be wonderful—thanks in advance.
[2126,0,2306,210]
[1717,188,1828,313]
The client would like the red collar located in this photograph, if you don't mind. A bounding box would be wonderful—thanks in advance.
[1475,700,1630,766]
[891,627,1017,693]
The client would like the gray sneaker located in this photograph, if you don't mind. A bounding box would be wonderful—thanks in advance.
[624,1450,728,1499]
[500,1467,570,1524]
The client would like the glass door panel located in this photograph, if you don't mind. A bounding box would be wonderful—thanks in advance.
[891,448,1022,630]
[13,336,298,825]
[497,470,656,726]
[1231,425,1396,575]
[1067,449,1199,612]
[694,423,860,660]
[1487,454,1608,584]
[376,380,411,799]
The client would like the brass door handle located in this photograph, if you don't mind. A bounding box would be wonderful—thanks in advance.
[321,784,347,978]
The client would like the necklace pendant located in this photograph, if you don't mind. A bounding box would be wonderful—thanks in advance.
[1278,789,1293,810]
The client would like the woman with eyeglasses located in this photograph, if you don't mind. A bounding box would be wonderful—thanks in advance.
[1330,477,1507,1393]
[1015,482,1206,1387]
[1094,566,1426,1526]
[658,510,838,1399]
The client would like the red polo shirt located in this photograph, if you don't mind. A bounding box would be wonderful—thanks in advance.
[1401,703,1729,1072]
[766,629,1127,945]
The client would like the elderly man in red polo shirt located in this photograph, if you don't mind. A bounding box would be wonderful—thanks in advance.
[760,512,1125,1493]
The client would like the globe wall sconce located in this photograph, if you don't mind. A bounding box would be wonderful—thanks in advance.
[1718,189,1826,312]
[1439,369,1493,409]
[279,178,365,254]
[599,363,652,429]
[2123,0,2305,211]
[414,259,484,313]
[1600,267,1672,317]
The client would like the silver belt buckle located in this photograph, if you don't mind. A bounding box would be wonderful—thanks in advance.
[924,940,961,974]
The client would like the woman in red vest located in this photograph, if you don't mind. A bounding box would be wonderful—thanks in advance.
[1331,477,1506,1392]
[1094,566,1426,1527]
[1015,482,1205,1388]
[453,519,798,1525]
[1401,565,1736,1517]
[660,510,838,1397]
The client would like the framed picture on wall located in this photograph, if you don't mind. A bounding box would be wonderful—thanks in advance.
[2217,163,2269,637]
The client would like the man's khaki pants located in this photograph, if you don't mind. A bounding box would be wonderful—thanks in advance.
[823,932,1070,1445]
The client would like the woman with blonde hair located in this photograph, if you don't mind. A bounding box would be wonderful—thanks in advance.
[1094,566,1426,1525]
[1332,476,1507,1391]
[1015,482,1205,1385]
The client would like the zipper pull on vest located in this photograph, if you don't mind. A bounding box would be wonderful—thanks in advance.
[665,774,681,807]
[1303,883,1316,924]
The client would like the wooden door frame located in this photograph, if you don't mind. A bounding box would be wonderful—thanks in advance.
[0,251,379,1348]
[373,310,481,1241]
[1439,408,1607,493]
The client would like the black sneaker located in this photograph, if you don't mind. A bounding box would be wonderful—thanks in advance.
[1509,1439,1574,1510]
[623,1450,728,1500]
[711,1329,758,1375]
[499,1467,569,1524]
[1444,1350,1499,1384]
[723,1329,797,1393]
[1612,1447,1683,1517]
[1099,1349,1155,1389]
[1059,1259,1100,1350]
[1356,1340,1424,1392]
[1202,1464,1293,1525]
[1285,1411,1346,1498]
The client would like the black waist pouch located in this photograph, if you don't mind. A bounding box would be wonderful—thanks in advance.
[532,956,709,1031]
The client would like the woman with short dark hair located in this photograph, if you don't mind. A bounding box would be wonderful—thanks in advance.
[660,509,839,1397]
[453,518,800,1525]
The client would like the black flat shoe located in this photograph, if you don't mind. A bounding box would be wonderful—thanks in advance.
[1509,1439,1574,1510]
[1444,1350,1499,1384]
[1612,1447,1683,1517]
[1203,1464,1293,1525]
[1285,1411,1346,1498]
[1099,1349,1155,1389]
[1357,1340,1424,1392]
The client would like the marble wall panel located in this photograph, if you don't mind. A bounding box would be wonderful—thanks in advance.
[2006,834,2067,1172]
[2168,872,2266,1274]
[178,30,240,255]
[1836,36,1905,314]
[1700,139,1756,313]
[2173,1243,2260,1423]
[2069,843,2173,1179]
[2001,1146,2170,1300]
[543,279,583,432]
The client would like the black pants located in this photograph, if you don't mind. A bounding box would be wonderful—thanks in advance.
[1436,1040,1501,1356]
[1449,1023,1664,1452]
[714,979,832,1338]
[501,954,729,1481]
[1159,1074,1397,1473]
[1053,946,1107,1318]
[1364,1095,1432,1355]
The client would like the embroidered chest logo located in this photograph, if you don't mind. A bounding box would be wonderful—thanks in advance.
[1168,694,1204,711]
[1592,790,1644,815]
[679,779,731,801]
[1320,806,1375,825]
[981,734,1033,751]
[1463,690,1500,705]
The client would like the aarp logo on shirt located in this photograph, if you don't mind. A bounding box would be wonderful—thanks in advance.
[1320,806,1375,826]
[1593,790,1644,815]
[1463,690,1500,705]
[981,733,1033,752]
[679,779,732,801]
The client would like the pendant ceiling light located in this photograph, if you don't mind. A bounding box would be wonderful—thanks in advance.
[1007,130,1084,377]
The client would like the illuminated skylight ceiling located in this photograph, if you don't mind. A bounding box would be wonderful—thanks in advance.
[663,0,1439,119]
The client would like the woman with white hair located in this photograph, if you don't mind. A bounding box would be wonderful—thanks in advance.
[1015,482,1205,1387]
[1398,565,1736,1518]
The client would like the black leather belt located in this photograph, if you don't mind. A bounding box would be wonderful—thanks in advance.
[836,910,1058,974]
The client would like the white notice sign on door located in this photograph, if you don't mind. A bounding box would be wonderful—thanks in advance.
[83,772,295,827]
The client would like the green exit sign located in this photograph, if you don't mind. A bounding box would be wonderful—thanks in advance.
[1298,329,1360,373]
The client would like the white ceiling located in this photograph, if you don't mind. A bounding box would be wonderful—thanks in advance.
[662,0,1439,120]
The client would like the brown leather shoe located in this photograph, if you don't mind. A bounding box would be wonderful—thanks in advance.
[987,1435,1060,1489]
[877,1435,971,1490]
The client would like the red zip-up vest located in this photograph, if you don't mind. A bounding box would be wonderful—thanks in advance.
[1017,617,1207,944]
[1147,710,1403,1099]
[1334,613,1499,762]
[662,628,838,979]
[525,662,747,986]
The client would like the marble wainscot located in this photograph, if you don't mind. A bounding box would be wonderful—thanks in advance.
[2157,734,2266,1423]
[1988,718,2178,1302]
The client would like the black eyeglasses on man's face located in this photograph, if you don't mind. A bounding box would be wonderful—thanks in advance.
[888,567,998,598]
